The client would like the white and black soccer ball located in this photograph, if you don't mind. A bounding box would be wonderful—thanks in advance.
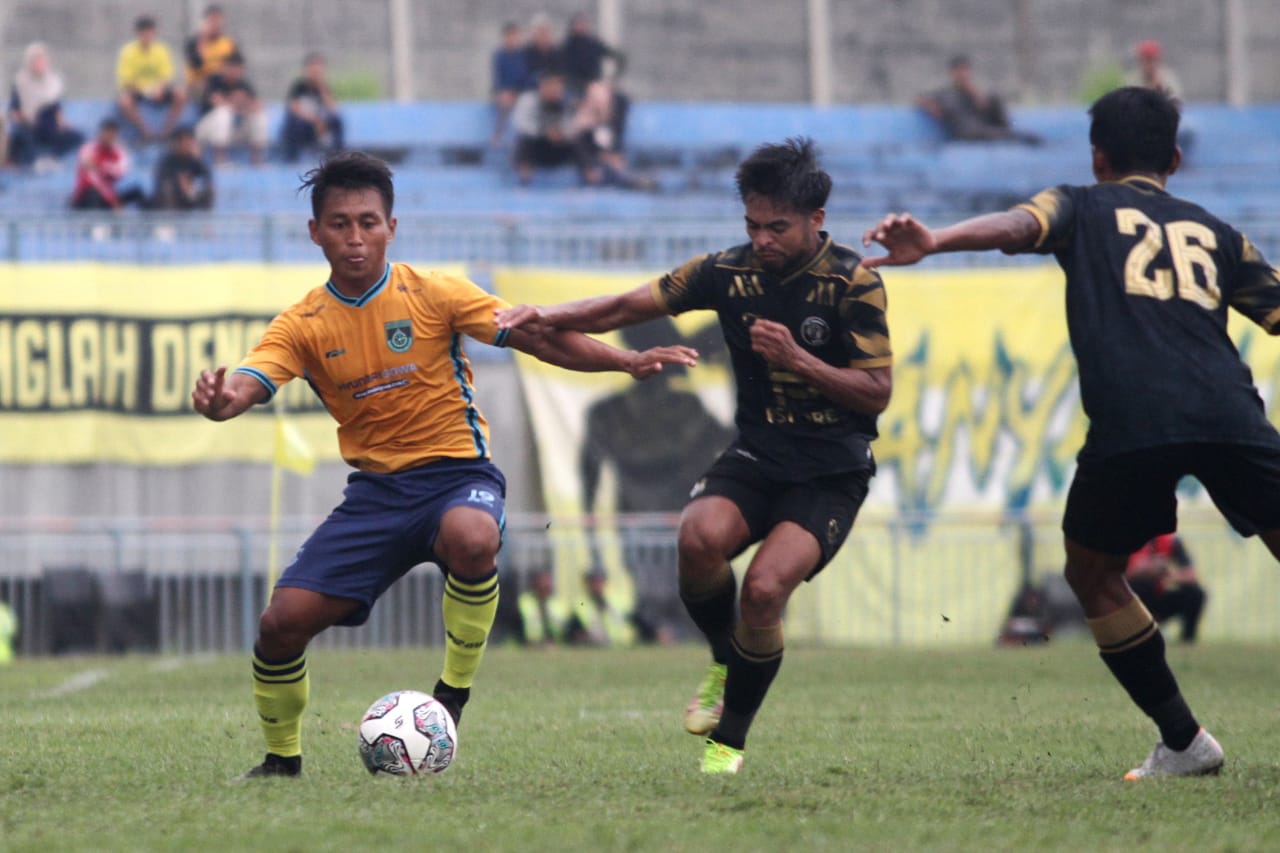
[358,690,458,776]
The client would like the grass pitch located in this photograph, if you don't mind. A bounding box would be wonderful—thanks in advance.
[3,641,1279,852]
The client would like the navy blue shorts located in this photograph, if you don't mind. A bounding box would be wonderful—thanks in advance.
[278,458,507,626]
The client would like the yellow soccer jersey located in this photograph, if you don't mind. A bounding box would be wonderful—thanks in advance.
[235,263,513,473]
[117,40,175,93]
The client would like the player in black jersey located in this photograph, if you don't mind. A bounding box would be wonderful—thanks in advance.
[864,86,1280,780]
[497,138,893,774]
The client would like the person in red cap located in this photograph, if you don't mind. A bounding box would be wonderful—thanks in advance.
[1132,39,1182,102]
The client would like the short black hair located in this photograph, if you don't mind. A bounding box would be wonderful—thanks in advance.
[734,136,831,213]
[1089,86,1180,175]
[300,151,395,220]
[134,14,156,31]
[948,54,971,70]
[99,118,120,132]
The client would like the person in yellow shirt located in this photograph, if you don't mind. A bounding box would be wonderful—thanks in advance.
[183,4,240,103]
[116,15,186,141]
[192,151,696,779]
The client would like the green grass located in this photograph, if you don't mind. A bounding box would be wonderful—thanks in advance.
[4,642,1280,852]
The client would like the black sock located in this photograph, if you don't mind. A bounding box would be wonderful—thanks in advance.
[433,678,470,726]
[1099,629,1199,750]
[680,572,737,664]
[709,634,783,750]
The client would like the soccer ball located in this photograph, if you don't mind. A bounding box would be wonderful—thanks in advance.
[358,690,458,776]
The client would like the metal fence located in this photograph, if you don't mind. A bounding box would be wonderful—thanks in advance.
[3,511,1277,656]
[8,213,1280,268]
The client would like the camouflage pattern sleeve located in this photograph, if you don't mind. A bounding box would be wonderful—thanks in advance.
[652,253,716,315]
[1013,185,1077,254]
[1228,234,1280,334]
[838,265,892,368]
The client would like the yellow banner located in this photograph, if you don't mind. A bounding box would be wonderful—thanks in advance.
[0,262,465,464]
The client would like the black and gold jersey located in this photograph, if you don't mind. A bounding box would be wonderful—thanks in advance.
[1018,176,1280,458]
[653,233,891,482]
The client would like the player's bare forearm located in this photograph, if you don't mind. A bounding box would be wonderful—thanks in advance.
[508,327,697,379]
[495,283,665,334]
[862,209,1041,268]
[191,367,268,421]
[793,355,892,416]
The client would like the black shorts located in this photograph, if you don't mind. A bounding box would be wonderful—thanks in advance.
[690,446,871,577]
[1064,442,1280,554]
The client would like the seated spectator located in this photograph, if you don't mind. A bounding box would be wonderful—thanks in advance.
[116,14,187,142]
[280,53,344,162]
[523,13,563,82]
[195,53,267,165]
[184,3,240,106]
[511,71,597,186]
[1127,534,1207,644]
[69,119,146,210]
[565,567,656,647]
[561,11,625,96]
[1130,39,1182,103]
[8,42,84,168]
[491,21,533,144]
[150,126,213,210]
[514,566,568,646]
[917,55,1041,144]
[570,79,651,189]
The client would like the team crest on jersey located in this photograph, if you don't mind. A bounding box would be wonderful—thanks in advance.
[801,317,830,347]
[385,320,413,353]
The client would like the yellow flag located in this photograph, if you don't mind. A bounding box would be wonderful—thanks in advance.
[274,417,315,476]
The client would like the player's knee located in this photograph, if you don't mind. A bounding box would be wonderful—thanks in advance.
[256,605,313,656]
[437,526,500,574]
[739,573,787,622]
[677,521,728,569]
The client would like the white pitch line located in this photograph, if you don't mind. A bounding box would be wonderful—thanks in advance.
[32,667,111,698]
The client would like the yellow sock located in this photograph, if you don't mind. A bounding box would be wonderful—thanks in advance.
[440,570,499,689]
[252,649,309,758]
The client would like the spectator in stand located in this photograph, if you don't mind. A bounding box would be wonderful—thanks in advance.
[1126,534,1207,644]
[570,79,651,189]
[281,53,345,163]
[561,11,625,95]
[117,14,187,142]
[69,119,146,210]
[523,13,562,82]
[491,21,533,144]
[7,42,84,168]
[511,71,598,186]
[1130,39,1182,103]
[565,567,658,647]
[151,126,213,210]
[184,4,240,105]
[514,566,568,646]
[195,53,268,165]
[917,55,1041,144]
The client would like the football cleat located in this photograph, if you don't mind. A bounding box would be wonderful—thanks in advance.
[684,662,727,735]
[1124,728,1224,780]
[700,738,744,775]
[433,679,470,727]
[235,753,302,780]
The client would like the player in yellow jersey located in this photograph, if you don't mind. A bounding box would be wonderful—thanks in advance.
[192,151,696,778]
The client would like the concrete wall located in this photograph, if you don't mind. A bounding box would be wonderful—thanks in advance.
[1,0,1277,104]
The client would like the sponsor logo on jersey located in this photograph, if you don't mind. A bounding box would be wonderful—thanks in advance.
[689,478,707,499]
[385,319,413,353]
[801,316,831,347]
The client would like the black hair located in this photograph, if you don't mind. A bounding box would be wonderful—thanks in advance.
[300,151,395,220]
[1089,86,1180,175]
[734,136,831,213]
[134,15,156,31]
[948,54,971,70]
[99,118,120,132]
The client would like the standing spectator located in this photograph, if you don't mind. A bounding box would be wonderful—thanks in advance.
[7,42,84,167]
[916,55,1041,144]
[195,53,268,165]
[1130,40,1182,103]
[523,13,562,82]
[150,126,213,210]
[511,72,598,186]
[1127,534,1207,644]
[184,4,240,105]
[491,21,533,144]
[281,53,344,163]
[116,14,187,142]
[561,12,625,95]
[69,119,146,210]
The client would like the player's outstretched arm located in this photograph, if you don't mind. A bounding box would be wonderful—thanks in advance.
[495,282,666,334]
[507,325,697,379]
[191,366,269,421]
[861,210,1042,268]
